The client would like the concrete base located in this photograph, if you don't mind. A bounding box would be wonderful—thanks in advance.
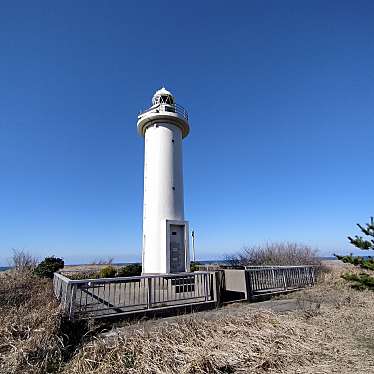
[90,300,217,322]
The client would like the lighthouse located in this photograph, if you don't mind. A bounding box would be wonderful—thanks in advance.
[137,88,190,274]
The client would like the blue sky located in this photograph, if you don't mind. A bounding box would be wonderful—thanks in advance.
[1,1,374,265]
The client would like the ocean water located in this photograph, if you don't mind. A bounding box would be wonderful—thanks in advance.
[0,257,350,272]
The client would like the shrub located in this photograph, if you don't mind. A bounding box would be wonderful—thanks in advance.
[335,254,374,271]
[116,263,142,277]
[341,272,374,290]
[33,256,64,278]
[226,242,320,267]
[10,248,37,272]
[90,257,114,265]
[190,261,202,272]
[99,265,117,278]
[67,271,100,280]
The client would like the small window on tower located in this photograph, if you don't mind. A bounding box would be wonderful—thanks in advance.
[160,95,174,105]
[172,231,177,235]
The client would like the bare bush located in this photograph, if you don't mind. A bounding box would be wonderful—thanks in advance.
[226,242,321,267]
[90,257,114,265]
[9,248,38,272]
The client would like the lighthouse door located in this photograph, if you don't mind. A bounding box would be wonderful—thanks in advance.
[169,225,185,273]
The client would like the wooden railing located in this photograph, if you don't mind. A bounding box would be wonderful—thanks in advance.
[245,266,317,299]
[53,271,215,320]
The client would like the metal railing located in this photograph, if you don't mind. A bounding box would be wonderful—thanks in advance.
[245,266,317,298]
[139,103,188,121]
[245,265,316,268]
[53,271,214,320]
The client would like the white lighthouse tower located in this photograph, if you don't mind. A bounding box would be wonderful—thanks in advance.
[137,88,190,274]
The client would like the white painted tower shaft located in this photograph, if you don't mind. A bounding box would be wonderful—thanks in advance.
[137,88,190,274]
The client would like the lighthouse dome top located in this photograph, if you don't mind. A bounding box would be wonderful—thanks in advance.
[138,87,190,138]
[152,87,175,105]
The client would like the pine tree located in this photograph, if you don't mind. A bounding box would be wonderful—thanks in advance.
[336,216,374,291]
[348,216,374,250]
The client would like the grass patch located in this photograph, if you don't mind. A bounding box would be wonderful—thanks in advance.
[341,272,374,290]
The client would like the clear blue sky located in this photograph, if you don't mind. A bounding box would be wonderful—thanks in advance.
[1,1,373,265]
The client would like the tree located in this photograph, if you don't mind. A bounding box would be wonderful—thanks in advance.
[336,216,374,269]
[33,256,64,278]
[335,217,374,291]
[348,216,374,250]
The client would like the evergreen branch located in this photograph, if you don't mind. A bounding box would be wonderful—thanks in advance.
[348,216,374,250]
[348,235,374,250]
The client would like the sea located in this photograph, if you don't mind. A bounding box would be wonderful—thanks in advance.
[0,256,342,272]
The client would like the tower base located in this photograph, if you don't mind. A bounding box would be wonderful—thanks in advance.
[142,220,190,274]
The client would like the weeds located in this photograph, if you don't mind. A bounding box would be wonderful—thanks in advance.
[1,263,373,373]
[226,242,321,267]
[0,269,93,373]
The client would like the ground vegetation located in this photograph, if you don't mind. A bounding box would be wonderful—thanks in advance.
[226,242,320,267]
[1,255,373,373]
[335,216,374,290]
[34,256,64,278]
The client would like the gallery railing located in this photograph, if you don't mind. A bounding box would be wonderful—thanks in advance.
[138,103,188,121]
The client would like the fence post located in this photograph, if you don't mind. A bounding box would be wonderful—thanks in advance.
[271,267,276,287]
[204,273,209,301]
[147,277,152,308]
[214,270,224,306]
[68,284,77,320]
[282,269,287,291]
[245,270,254,302]
[58,278,63,299]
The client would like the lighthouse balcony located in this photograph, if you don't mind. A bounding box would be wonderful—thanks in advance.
[138,103,189,121]
[137,102,190,138]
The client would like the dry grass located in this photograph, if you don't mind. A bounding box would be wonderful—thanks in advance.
[63,264,374,374]
[63,312,320,374]
[1,263,373,373]
[0,270,65,373]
